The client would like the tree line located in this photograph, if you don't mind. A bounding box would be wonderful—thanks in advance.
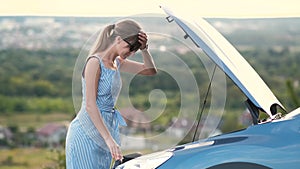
[0,48,76,114]
[0,47,299,116]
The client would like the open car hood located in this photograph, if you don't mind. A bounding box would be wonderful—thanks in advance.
[161,6,285,117]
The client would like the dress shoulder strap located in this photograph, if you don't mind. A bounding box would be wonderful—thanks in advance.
[82,54,102,78]
[87,54,102,63]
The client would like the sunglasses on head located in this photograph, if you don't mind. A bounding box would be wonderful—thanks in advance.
[123,38,141,52]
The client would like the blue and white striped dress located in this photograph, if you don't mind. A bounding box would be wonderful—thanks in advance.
[66,55,127,169]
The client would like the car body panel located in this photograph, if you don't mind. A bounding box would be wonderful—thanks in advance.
[158,108,300,168]
[122,115,300,169]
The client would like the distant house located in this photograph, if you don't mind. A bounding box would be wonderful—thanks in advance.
[167,116,222,139]
[119,107,151,134]
[167,118,195,138]
[36,123,67,147]
[116,107,152,150]
[0,125,13,146]
[240,109,253,126]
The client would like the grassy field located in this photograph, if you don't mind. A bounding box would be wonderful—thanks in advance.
[0,113,73,131]
[0,148,155,169]
[0,148,59,169]
[0,113,154,169]
[0,113,71,169]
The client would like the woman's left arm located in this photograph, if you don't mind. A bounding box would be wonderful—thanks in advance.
[120,49,157,75]
[119,32,157,75]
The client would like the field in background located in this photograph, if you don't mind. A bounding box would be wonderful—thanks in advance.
[0,113,72,168]
[0,148,54,169]
[0,113,73,131]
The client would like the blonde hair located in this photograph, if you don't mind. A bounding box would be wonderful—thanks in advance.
[89,19,142,56]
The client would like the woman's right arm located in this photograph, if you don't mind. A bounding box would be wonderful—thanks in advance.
[84,57,123,161]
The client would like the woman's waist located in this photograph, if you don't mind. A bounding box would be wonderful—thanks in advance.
[98,105,116,112]
[80,102,114,112]
[77,104,126,126]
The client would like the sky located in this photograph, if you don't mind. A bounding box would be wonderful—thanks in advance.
[1,0,300,18]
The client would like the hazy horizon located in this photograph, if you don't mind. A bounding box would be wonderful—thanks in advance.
[1,0,300,18]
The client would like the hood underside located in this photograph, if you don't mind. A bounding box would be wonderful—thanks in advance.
[161,6,285,117]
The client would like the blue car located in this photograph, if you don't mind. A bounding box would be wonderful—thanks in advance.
[116,6,300,169]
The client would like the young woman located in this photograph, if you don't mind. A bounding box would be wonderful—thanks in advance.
[65,19,157,168]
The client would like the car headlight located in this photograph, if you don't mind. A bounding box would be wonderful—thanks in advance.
[116,151,173,169]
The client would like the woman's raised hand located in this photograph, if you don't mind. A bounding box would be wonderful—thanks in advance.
[138,31,148,50]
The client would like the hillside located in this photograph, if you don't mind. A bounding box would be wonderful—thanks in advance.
[0,16,299,129]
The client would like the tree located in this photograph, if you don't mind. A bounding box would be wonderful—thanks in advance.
[286,79,300,108]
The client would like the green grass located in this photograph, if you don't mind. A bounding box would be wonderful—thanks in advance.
[0,113,73,131]
[0,148,56,169]
[0,148,154,169]
[0,113,72,168]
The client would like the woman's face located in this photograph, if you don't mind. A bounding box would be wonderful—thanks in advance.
[118,38,139,59]
[118,41,133,59]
